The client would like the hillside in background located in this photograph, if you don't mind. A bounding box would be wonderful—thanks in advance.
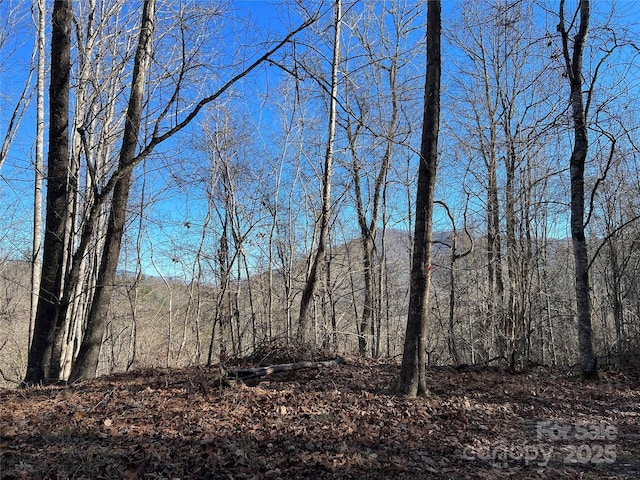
[3,227,639,388]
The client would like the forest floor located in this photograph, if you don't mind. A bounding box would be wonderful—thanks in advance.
[0,357,638,479]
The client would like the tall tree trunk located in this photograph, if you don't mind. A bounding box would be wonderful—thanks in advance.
[353,59,398,358]
[298,0,341,340]
[397,0,441,398]
[24,0,72,386]
[503,123,517,359]
[30,0,46,349]
[558,0,597,379]
[69,0,156,382]
[216,217,232,362]
[486,145,505,357]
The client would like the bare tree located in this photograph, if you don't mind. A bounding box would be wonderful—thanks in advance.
[397,0,441,398]
[69,0,157,382]
[30,0,46,348]
[22,1,319,384]
[341,1,418,357]
[24,0,72,385]
[298,0,341,340]
[558,0,597,379]
[446,1,506,360]
[433,200,474,365]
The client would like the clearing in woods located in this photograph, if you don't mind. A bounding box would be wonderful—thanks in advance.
[0,358,638,479]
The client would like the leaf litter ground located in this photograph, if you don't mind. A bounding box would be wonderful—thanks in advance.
[0,359,638,479]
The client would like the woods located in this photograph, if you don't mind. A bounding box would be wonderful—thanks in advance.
[1,0,640,388]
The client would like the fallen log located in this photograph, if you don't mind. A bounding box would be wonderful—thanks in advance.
[226,357,346,380]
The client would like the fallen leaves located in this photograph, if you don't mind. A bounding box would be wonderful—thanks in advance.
[0,361,638,479]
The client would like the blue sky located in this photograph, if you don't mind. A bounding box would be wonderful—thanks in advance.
[0,0,322,267]
[2,0,640,278]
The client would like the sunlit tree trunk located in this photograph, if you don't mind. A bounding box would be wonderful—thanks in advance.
[397,0,441,398]
[558,0,597,379]
[24,0,72,386]
[486,139,505,357]
[29,0,46,348]
[298,0,341,340]
[215,216,232,362]
[69,0,156,382]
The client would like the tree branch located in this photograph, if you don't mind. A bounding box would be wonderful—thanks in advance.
[226,357,346,380]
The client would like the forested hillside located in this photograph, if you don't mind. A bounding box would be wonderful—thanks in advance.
[2,227,638,387]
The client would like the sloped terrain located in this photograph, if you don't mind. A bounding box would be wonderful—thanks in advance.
[0,359,638,479]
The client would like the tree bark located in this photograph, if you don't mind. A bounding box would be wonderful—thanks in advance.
[351,55,398,358]
[69,0,156,382]
[397,0,441,398]
[24,0,72,386]
[298,0,341,340]
[486,140,505,356]
[558,0,597,379]
[30,0,46,352]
